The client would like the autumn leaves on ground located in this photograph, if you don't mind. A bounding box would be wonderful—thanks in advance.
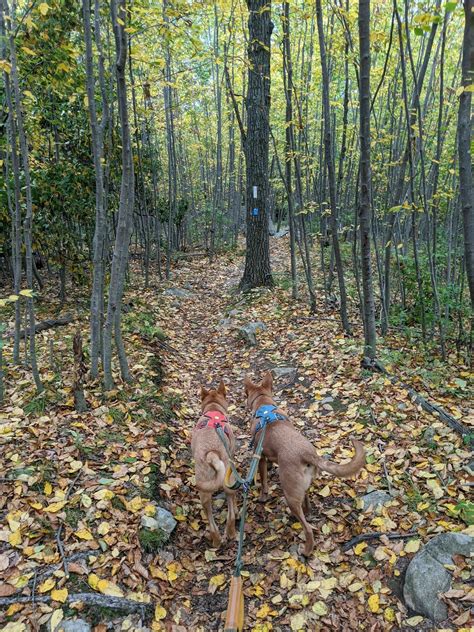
[1,241,473,631]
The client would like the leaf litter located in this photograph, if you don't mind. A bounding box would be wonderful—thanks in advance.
[0,240,473,630]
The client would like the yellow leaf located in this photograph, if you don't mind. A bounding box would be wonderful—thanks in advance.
[88,573,100,590]
[209,574,226,587]
[94,488,114,500]
[19,288,34,297]
[348,581,364,592]
[318,485,330,497]
[321,577,337,591]
[49,608,63,631]
[6,604,23,617]
[154,604,167,621]
[51,588,68,603]
[75,528,94,540]
[354,542,368,555]
[97,522,110,536]
[21,47,36,56]
[38,2,49,15]
[117,17,125,25]
[256,603,271,618]
[69,460,83,472]
[404,539,421,554]
[38,577,56,593]
[97,579,124,597]
[2,623,27,632]
[44,481,52,495]
[44,501,66,513]
[8,530,22,546]
[368,594,380,613]
[384,607,396,622]
[125,496,144,513]
[312,601,328,616]
[406,615,424,626]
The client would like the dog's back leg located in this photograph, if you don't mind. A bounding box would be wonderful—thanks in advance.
[225,491,237,539]
[199,491,221,547]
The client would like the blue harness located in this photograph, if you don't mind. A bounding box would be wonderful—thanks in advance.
[250,404,286,448]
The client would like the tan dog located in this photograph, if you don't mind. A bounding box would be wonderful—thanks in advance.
[191,381,237,547]
[244,372,365,556]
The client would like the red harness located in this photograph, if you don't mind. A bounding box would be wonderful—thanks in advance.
[196,410,230,435]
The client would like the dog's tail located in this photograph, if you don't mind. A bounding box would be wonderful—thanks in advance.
[311,439,365,478]
[195,451,226,492]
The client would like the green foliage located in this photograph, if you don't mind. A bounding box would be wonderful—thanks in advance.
[138,526,167,553]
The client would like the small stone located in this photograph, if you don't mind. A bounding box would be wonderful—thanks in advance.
[163,288,194,299]
[153,506,177,538]
[423,427,436,444]
[228,309,240,317]
[55,620,91,632]
[238,322,267,346]
[320,396,334,405]
[271,367,297,381]
[403,532,474,622]
[360,490,392,511]
[218,318,232,328]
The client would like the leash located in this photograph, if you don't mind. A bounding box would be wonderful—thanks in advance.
[214,423,268,632]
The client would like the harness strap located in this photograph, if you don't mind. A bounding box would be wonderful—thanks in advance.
[249,404,286,448]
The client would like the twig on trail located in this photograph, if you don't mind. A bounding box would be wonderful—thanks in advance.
[382,459,393,496]
[26,550,100,588]
[56,470,82,577]
[0,592,153,614]
[31,569,38,607]
[342,530,418,551]
[362,358,472,443]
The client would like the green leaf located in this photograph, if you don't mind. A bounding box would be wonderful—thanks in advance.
[445,1,457,12]
[414,26,423,36]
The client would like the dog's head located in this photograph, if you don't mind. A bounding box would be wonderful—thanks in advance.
[243,371,273,409]
[200,380,228,411]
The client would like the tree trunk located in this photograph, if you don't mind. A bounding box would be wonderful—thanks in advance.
[83,0,108,379]
[316,0,351,333]
[103,0,135,390]
[458,0,474,316]
[358,0,377,359]
[239,0,273,291]
[2,0,43,393]
[282,0,298,301]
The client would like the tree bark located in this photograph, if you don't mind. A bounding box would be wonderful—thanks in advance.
[239,0,273,291]
[458,0,474,317]
[358,0,377,359]
[83,0,108,378]
[316,0,351,333]
[103,0,135,390]
[2,0,43,393]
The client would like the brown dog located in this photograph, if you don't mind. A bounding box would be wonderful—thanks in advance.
[191,381,237,547]
[244,372,365,556]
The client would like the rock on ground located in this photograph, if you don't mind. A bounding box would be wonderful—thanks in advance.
[238,322,267,346]
[54,619,91,632]
[271,366,298,382]
[163,288,194,299]
[141,506,177,540]
[359,490,392,511]
[403,532,474,622]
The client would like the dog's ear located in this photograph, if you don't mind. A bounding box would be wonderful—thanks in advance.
[200,386,209,400]
[217,380,226,397]
[243,375,254,395]
[262,371,273,392]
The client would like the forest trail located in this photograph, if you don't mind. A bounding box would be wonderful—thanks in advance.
[1,241,473,631]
